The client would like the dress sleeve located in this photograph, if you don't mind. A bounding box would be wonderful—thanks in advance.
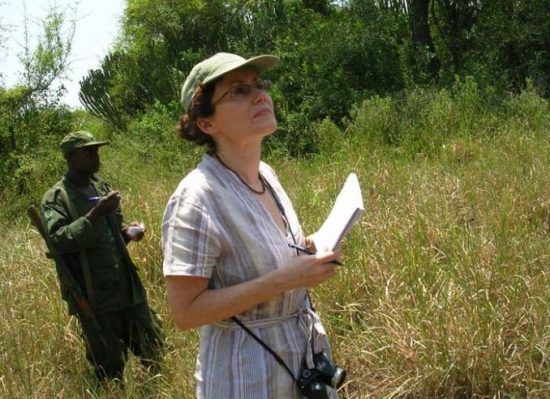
[162,194,221,278]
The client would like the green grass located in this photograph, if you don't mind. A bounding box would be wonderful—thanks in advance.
[0,87,548,398]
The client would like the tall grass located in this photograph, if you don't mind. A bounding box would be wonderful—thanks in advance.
[0,84,548,398]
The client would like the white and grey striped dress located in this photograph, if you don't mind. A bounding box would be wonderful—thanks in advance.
[162,154,336,399]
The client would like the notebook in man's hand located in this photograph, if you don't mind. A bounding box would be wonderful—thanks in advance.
[311,173,364,251]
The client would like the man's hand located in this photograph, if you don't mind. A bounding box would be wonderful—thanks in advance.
[85,191,121,223]
[123,222,145,242]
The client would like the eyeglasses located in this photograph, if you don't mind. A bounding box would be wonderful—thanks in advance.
[212,79,272,105]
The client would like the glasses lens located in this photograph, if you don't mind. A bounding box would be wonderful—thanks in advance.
[231,84,252,98]
[257,79,272,91]
[219,80,272,103]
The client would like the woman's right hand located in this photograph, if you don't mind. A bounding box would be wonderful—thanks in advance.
[279,251,340,289]
[166,250,340,330]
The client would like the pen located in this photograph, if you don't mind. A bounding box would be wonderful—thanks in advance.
[88,193,121,202]
[288,243,344,266]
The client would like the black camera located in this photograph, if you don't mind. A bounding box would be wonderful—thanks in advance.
[297,351,346,399]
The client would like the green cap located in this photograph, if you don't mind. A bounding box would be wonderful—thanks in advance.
[180,52,279,112]
[60,131,109,156]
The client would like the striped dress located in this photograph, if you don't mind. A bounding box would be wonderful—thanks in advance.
[162,154,336,399]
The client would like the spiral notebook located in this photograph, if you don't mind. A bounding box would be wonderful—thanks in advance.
[312,173,364,251]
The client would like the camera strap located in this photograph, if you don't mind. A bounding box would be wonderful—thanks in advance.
[231,170,323,381]
[231,172,321,380]
[231,316,298,381]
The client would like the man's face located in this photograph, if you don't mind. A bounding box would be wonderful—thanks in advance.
[68,146,101,174]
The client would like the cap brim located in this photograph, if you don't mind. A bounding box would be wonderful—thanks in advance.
[78,141,110,149]
[203,55,279,85]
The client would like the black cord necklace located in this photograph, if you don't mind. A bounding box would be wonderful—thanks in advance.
[214,153,266,195]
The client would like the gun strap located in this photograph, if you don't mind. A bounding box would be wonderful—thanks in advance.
[57,185,96,306]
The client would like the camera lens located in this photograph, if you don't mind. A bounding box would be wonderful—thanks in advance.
[330,367,347,389]
[311,382,323,391]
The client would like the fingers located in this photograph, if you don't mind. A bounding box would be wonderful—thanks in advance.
[312,250,340,265]
[94,191,120,215]
[300,252,340,285]
[125,222,146,241]
[304,236,316,252]
[104,191,121,203]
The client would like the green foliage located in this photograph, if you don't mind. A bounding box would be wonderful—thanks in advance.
[467,0,549,95]
[0,5,77,219]
[126,101,182,153]
[504,79,550,134]
[346,95,394,147]
[19,5,75,105]
[0,2,548,395]
[78,52,131,131]
[344,77,549,160]
[1,88,549,397]
[263,3,408,153]
[0,99,73,219]
[77,0,547,155]
[314,118,346,155]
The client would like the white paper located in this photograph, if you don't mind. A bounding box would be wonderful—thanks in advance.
[127,223,145,238]
[311,173,364,251]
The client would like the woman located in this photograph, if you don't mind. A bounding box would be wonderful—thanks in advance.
[162,52,341,398]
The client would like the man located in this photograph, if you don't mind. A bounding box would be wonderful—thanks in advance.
[41,131,163,382]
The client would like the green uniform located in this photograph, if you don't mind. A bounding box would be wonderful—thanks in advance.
[41,174,163,380]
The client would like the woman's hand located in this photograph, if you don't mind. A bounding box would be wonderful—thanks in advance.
[166,251,340,330]
[304,236,317,253]
[305,234,343,264]
[276,250,340,290]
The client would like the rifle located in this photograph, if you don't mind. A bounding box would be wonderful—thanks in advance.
[27,206,109,348]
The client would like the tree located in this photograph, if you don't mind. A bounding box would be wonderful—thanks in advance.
[0,3,75,195]
[0,1,10,82]
[18,2,76,106]
[408,0,439,79]
[78,52,130,131]
[431,0,481,76]
[468,0,549,94]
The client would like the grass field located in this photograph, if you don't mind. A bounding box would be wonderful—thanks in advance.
[0,87,548,398]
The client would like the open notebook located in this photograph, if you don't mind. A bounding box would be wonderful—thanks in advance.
[311,173,364,251]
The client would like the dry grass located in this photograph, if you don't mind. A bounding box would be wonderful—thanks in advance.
[1,122,548,397]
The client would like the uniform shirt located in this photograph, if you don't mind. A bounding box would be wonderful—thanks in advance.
[41,175,146,314]
[162,154,336,399]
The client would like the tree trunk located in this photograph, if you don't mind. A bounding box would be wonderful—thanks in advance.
[409,0,440,79]
[410,0,434,50]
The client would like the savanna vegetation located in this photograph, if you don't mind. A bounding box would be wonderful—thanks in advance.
[0,1,548,398]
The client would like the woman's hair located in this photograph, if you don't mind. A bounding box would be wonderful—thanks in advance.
[176,80,219,153]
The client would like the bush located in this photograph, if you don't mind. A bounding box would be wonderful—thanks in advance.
[346,95,394,147]
[504,79,549,134]
[126,101,181,150]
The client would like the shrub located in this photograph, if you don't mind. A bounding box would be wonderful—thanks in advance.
[504,79,549,134]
